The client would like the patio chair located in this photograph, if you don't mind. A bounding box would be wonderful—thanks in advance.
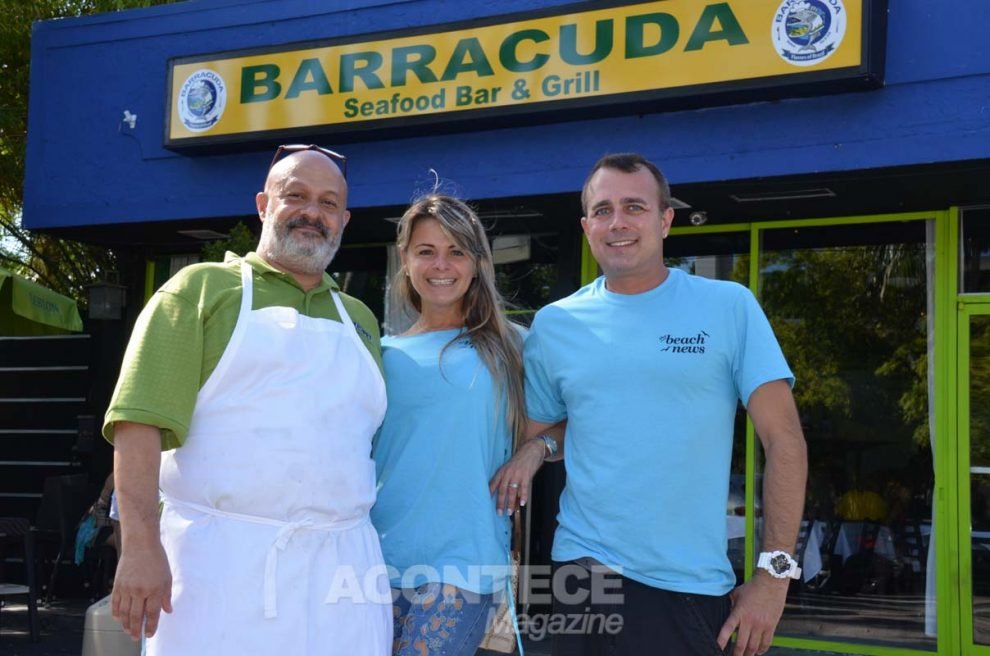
[33,474,92,602]
[0,516,40,641]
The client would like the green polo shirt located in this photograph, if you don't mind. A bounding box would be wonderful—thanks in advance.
[103,252,382,450]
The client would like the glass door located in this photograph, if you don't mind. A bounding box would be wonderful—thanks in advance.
[668,214,940,653]
[959,304,990,654]
[759,219,937,651]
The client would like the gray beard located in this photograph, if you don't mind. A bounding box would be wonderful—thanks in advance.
[257,216,341,275]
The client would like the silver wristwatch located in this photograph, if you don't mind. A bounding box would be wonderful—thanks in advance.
[757,550,801,579]
[537,433,558,459]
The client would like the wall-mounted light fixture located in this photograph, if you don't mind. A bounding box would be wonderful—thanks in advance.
[87,273,127,320]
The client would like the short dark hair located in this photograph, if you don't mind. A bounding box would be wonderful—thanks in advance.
[581,153,671,214]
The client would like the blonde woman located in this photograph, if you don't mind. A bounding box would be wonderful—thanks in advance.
[371,194,529,655]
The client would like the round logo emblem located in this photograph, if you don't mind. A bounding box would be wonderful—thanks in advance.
[772,0,847,67]
[177,69,226,132]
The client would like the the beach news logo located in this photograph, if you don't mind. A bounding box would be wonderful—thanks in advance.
[772,0,847,67]
[177,69,227,132]
[659,331,709,354]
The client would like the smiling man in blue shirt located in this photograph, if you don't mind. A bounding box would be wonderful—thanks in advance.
[522,153,808,656]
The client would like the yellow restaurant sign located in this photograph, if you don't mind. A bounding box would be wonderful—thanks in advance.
[166,0,879,146]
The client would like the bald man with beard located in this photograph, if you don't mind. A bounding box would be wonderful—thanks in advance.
[104,146,391,655]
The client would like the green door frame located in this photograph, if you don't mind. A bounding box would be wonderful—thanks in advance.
[940,206,964,656]
[956,301,990,655]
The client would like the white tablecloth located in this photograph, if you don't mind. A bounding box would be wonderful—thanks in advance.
[801,521,897,581]
[726,515,747,540]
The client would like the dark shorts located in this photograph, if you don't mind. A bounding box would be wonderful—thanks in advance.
[545,559,732,656]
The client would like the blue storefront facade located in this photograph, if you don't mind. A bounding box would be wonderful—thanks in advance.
[21,1,990,653]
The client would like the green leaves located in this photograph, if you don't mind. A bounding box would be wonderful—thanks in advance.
[200,223,259,262]
[0,0,183,302]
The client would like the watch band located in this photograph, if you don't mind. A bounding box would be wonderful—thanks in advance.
[757,550,802,579]
[537,433,558,459]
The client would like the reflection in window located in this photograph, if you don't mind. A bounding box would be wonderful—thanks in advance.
[667,231,750,286]
[330,244,387,322]
[761,221,935,650]
[970,319,990,474]
[496,233,561,328]
[968,316,990,645]
[961,207,990,294]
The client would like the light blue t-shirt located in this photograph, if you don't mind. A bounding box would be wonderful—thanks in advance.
[371,329,511,594]
[525,269,794,595]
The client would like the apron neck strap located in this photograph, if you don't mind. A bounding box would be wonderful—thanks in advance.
[330,290,355,331]
[240,261,356,336]
[239,262,254,316]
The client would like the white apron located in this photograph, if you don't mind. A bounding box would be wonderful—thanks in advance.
[151,263,390,656]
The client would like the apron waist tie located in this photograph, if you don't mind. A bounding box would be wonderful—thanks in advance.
[163,496,370,619]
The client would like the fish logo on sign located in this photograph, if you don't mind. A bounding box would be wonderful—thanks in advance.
[178,69,227,132]
[771,0,847,67]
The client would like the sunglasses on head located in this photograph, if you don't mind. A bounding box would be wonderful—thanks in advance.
[269,144,347,177]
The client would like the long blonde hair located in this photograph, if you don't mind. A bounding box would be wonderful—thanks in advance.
[394,194,526,449]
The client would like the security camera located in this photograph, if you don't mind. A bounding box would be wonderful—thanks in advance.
[689,211,708,226]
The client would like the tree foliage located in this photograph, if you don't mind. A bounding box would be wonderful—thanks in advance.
[0,0,182,302]
[968,319,990,468]
[200,223,259,262]
[760,242,931,456]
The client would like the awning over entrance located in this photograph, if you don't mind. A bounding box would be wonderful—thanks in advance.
[0,268,83,335]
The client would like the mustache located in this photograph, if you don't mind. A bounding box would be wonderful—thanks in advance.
[286,217,330,238]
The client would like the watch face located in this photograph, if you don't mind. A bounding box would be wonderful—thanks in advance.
[770,553,791,574]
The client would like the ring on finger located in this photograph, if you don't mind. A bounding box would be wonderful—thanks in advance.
[508,483,520,488]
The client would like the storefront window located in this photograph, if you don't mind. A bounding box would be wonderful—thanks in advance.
[968,314,990,645]
[666,231,750,286]
[496,233,562,328]
[961,207,990,294]
[760,220,936,649]
[329,244,388,321]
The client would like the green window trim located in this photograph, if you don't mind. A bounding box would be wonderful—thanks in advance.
[144,259,156,304]
[580,235,599,286]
